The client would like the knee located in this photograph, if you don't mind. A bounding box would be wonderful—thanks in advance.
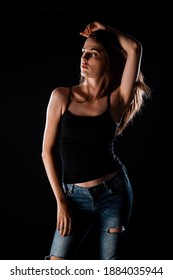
[108,226,125,233]
[50,256,64,260]
[45,255,65,260]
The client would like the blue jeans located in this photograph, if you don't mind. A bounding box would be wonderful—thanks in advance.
[46,167,133,260]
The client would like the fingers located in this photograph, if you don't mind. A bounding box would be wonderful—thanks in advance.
[57,215,72,236]
[79,31,89,37]
[79,23,95,37]
[79,22,105,37]
[79,27,91,37]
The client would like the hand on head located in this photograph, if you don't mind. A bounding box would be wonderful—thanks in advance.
[79,21,106,37]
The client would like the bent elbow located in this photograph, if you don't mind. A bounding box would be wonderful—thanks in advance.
[41,150,46,163]
[134,41,142,56]
[41,147,54,163]
[129,40,142,56]
[41,149,50,163]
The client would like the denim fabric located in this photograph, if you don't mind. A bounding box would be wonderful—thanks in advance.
[46,167,133,260]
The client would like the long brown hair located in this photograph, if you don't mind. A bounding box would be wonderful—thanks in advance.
[81,29,151,136]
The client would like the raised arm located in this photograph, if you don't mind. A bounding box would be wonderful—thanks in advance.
[80,21,142,109]
[106,25,142,107]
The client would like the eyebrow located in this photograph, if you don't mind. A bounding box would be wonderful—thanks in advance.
[82,47,104,53]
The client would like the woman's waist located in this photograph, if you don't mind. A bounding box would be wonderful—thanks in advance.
[72,170,120,188]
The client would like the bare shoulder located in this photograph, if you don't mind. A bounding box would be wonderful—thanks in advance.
[51,87,70,102]
[49,87,71,112]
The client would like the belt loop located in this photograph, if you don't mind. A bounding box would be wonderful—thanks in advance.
[103,180,109,190]
[65,183,74,194]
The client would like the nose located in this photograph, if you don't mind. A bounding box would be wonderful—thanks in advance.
[82,53,89,61]
[81,57,87,65]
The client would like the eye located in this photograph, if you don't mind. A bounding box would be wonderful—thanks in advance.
[91,53,97,58]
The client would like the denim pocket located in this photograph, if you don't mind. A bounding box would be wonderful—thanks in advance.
[106,174,124,193]
[62,183,73,197]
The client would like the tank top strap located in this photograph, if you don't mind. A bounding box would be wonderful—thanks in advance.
[66,87,72,110]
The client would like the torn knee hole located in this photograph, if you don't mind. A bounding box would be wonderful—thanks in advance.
[108,226,125,233]
[50,255,65,260]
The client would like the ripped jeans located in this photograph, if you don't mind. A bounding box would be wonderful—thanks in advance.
[46,168,133,260]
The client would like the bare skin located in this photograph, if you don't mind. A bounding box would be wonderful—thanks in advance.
[42,21,142,259]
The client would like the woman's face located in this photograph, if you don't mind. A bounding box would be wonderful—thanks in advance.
[80,37,108,79]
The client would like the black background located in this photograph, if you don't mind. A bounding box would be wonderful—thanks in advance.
[1,3,172,260]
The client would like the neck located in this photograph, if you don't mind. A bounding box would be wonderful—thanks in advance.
[82,81,105,101]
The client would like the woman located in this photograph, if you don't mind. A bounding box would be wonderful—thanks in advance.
[42,21,151,260]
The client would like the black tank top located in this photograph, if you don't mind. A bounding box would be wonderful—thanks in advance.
[58,88,120,183]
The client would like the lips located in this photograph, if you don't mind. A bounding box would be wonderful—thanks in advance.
[81,63,88,69]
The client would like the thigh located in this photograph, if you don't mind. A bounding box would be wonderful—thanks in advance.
[48,227,78,259]
[98,171,133,259]
[47,184,96,260]
[48,212,95,260]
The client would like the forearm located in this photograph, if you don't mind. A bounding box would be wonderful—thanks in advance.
[42,152,66,204]
[42,151,73,236]
[80,21,142,55]
[105,24,142,54]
